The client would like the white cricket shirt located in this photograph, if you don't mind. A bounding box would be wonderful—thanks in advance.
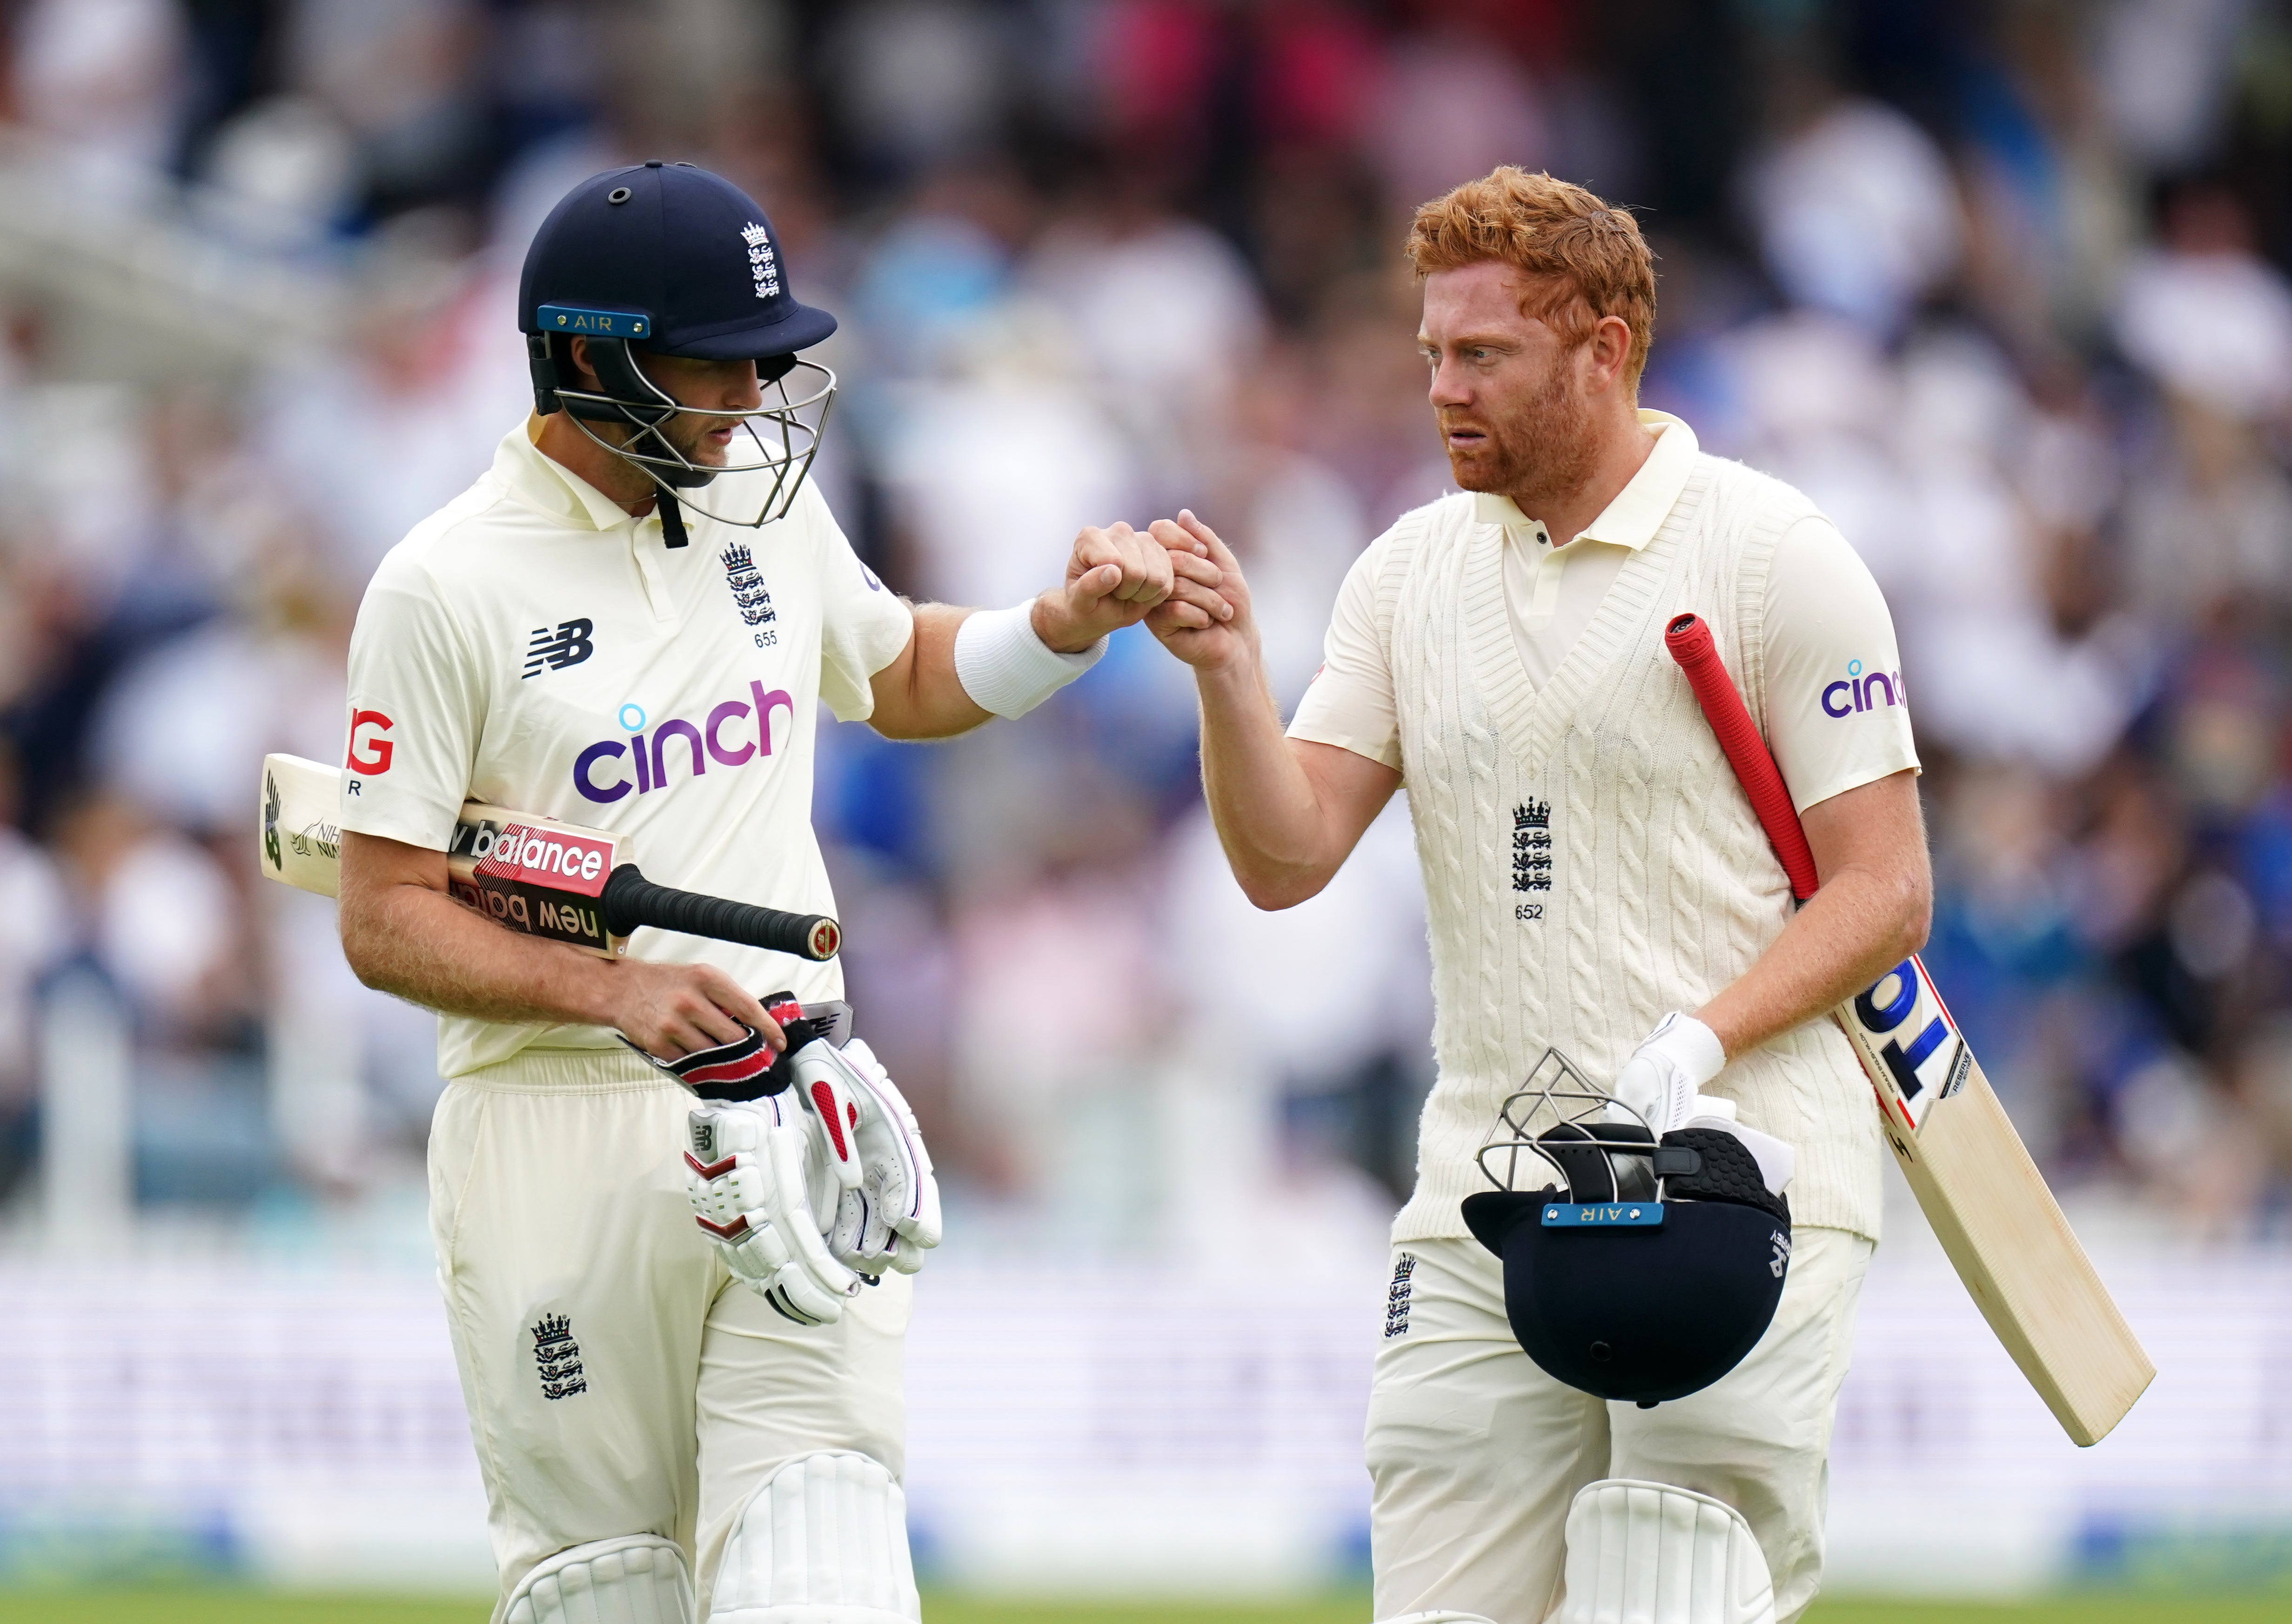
[339,419,915,1077]
[1290,411,1918,812]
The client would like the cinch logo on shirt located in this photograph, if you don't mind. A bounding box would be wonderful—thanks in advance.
[572,681,797,803]
[1821,662,1905,719]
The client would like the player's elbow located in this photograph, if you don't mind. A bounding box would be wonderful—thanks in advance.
[335,882,418,997]
[1890,867,1933,962]
[336,906,393,994]
[1237,864,1332,912]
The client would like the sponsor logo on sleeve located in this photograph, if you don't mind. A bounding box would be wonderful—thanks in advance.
[572,683,798,803]
[523,618,596,677]
[1821,660,1906,718]
[346,708,395,775]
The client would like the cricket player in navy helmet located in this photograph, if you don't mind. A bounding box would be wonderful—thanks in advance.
[1144,167,1930,1624]
[331,160,1220,1624]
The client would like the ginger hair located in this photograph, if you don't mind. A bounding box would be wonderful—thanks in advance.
[1405,166,1656,390]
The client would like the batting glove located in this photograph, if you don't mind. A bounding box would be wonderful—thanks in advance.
[685,1091,862,1326]
[1607,1011,1726,1135]
[789,1037,943,1279]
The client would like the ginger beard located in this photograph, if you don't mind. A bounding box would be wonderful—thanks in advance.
[1438,335,1600,513]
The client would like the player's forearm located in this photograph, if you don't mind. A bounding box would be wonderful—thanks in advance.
[868,604,994,740]
[1196,655,1343,909]
[1695,858,1930,1060]
[341,880,624,1029]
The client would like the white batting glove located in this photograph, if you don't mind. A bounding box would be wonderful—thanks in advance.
[788,1037,943,1279]
[1607,1011,1726,1135]
[685,1092,863,1326]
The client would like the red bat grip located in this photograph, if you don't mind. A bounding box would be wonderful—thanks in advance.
[1663,613,1820,903]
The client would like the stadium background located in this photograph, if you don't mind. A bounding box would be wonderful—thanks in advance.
[0,0,2289,1617]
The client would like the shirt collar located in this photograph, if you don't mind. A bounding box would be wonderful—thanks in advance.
[1472,409,1699,551]
[493,414,644,533]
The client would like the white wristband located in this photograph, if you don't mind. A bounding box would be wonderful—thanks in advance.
[953,601,1106,718]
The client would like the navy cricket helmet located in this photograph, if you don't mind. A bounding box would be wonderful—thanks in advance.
[520,160,838,541]
[1462,1049,1794,1407]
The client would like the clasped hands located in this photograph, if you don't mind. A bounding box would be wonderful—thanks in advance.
[1032,512,1247,658]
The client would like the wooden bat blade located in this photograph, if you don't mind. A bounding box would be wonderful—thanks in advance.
[1836,955,2155,1445]
[260,753,343,898]
[257,753,628,956]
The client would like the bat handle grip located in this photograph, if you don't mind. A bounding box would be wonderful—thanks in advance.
[601,866,841,961]
[1663,613,1821,903]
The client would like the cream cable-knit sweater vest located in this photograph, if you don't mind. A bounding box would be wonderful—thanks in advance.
[1386,454,1885,1245]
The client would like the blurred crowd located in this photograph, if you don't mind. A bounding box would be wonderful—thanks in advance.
[2,0,2292,1242]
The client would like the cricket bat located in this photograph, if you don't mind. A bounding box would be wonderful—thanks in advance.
[1664,614,2153,1446]
[258,752,839,962]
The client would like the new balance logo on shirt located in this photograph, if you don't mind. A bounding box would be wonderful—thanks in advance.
[523,619,596,677]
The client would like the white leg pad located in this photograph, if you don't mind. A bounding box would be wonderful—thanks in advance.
[1378,1613,1503,1623]
[710,1450,920,1623]
[504,1534,694,1624]
[1556,1478,1776,1624]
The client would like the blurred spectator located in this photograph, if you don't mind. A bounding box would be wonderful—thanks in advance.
[1370,25,1552,216]
[2114,183,2292,422]
[0,748,69,1205]
[823,0,1014,181]
[9,0,188,189]
[284,0,489,217]
[1743,94,1961,338]
[1024,161,1267,502]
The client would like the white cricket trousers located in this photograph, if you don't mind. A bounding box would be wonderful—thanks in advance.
[428,1052,911,1624]
[1367,1227,1871,1624]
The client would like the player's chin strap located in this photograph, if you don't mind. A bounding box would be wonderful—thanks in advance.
[581,338,695,547]
[1556,1480,1776,1624]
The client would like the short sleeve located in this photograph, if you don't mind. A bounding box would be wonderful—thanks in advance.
[1763,515,1921,813]
[1287,536,1401,772]
[337,553,486,850]
[809,487,915,722]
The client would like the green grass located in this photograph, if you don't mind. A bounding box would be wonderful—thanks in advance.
[0,1598,488,1624]
[0,1594,2283,1624]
